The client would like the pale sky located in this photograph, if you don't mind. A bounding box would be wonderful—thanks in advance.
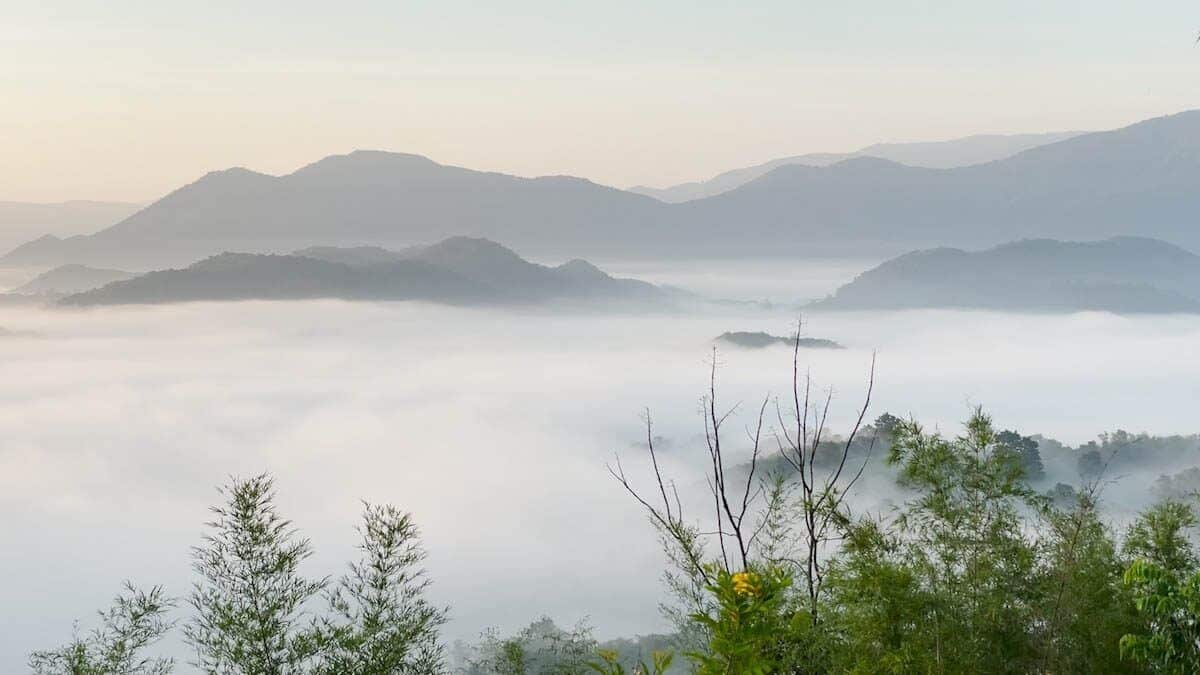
[3,1,1199,202]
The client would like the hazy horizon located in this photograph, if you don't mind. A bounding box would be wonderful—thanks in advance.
[4,2,1200,202]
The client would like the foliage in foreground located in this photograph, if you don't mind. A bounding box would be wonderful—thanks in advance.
[609,335,1200,674]
[33,474,446,675]
[29,584,175,675]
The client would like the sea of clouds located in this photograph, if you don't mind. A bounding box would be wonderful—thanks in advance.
[3,288,1200,670]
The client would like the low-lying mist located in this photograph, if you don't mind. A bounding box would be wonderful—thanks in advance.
[3,298,1200,670]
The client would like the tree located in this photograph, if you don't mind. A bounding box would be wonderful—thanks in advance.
[462,618,598,675]
[1078,450,1104,480]
[1119,500,1200,671]
[30,583,175,675]
[1120,561,1200,672]
[1035,491,1140,674]
[877,410,1041,672]
[610,324,875,670]
[316,503,448,674]
[185,474,326,674]
[1124,500,1199,575]
[995,429,1045,483]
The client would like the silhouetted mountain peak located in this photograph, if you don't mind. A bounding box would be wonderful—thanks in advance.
[554,259,609,281]
[289,150,441,179]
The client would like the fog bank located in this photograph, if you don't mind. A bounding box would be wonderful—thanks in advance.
[3,299,1200,670]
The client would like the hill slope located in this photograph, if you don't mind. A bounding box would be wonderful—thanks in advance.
[813,237,1200,314]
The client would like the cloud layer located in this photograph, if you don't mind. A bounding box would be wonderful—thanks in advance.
[3,298,1200,670]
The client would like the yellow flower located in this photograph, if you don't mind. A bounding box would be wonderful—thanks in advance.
[732,571,758,596]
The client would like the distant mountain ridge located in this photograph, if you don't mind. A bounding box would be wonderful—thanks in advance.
[4,151,665,269]
[62,237,669,307]
[0,200,141,252]
[629,131,1083,202]
[814,237,1200,314]
[12,264,135,295]
[7,111,1200,268]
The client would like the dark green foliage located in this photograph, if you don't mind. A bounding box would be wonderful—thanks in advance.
[1120,500,1200,672]
[29,583,175,675]
[996,429,1045,482]
[872,412,903,437]
[1036,493,1142,674]
[1121,560,1200,672]
[687,567,797,675]
[825,518,940,674]
[878,410,1040,672]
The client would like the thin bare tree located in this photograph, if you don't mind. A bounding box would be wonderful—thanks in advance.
[611,319,876,627]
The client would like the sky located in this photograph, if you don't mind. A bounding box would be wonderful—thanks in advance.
[3,1,1200,202]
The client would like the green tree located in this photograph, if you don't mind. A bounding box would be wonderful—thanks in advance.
[876,409,1041,673]
[995,429,1045,483]
[823,518,940,674]
[1120,561,1200,672]
[1124,501,1199,575]
[316,503,448,674]
[1035,491,1141,673]
[30,583,175,675]
[185,474,326,674]
[684,567,797,675]
[1120,500,1200,672]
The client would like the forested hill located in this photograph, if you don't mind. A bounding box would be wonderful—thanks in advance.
[61,237,669,307]
[813,237,1200,313]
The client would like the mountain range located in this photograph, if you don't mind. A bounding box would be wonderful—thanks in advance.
[61,237,669,307]
[628,131,1082,202]
[6,111,1200,269]
[813,237,1200,314]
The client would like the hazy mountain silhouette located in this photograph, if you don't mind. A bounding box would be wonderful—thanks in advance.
[7,112,1200,267]
[62,237,668,307]
[629,131,1082,202]
[4,152,666,269]
[813,237,1200,314]
[672,111,1200,255]
[0,200,141,252]
[12,264,135,295]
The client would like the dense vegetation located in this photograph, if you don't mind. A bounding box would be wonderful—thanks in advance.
[31,342,1200,674]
